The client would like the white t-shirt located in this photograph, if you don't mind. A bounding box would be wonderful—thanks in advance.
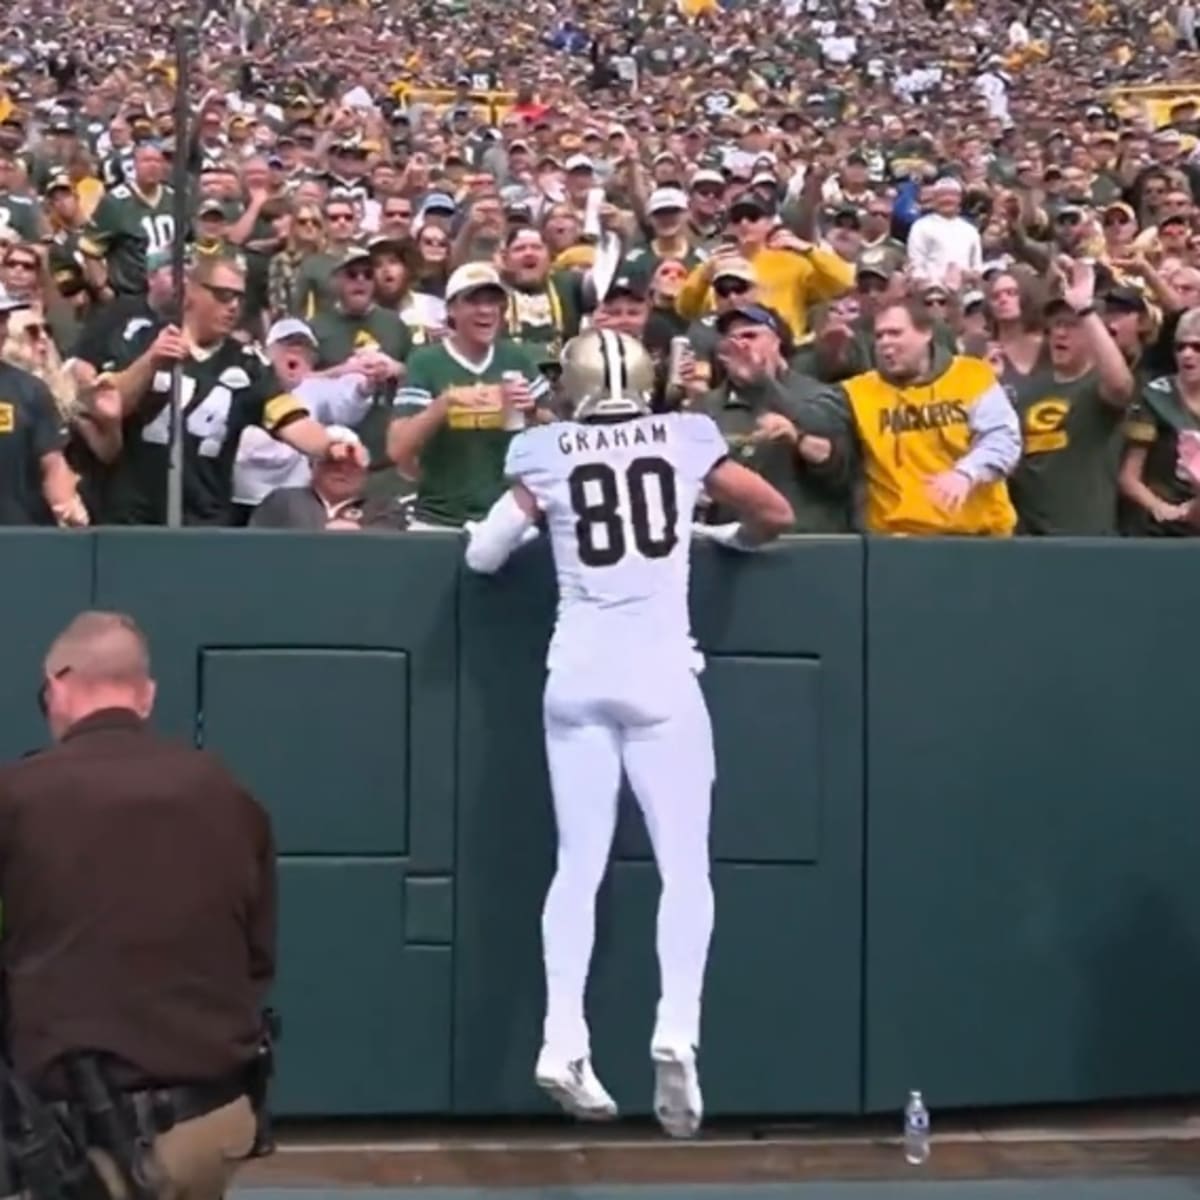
[505,411,727,675]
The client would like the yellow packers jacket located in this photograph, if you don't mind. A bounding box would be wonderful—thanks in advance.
[841,349,1021,536]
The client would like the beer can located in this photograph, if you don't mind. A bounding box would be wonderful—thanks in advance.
[583,186,605,241]
[668,336,691,398]
[502,370,527,431]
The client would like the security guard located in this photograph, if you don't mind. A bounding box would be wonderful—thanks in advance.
[0,611,277,1200]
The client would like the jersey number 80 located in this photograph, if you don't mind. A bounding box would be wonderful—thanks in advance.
[568,457,679,567]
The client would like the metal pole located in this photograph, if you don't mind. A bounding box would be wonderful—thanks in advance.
[166,21,192,529]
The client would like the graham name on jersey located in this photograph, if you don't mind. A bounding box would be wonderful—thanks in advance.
[557,421,669,456]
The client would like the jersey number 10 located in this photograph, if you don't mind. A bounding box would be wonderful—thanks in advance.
[568,457,679,568]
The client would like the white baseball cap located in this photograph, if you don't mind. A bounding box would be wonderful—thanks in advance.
[445,262,508,302]
[647,187,689,214]
[564,153,595,174]
[265,317,317,347]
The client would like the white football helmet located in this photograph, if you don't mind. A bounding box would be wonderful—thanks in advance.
[560,329,655,421]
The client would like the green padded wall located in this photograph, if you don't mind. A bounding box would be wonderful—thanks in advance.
[91,530,461,1116]
[864,538,1200,1112]
[0,532,93,762]
[453,537,865,1116]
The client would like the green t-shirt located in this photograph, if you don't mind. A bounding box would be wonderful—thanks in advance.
[0,194,40,243]
[396,338,550,527]
[312,305,414,470]
[82,183,177,296]
[295,252,340,318]
[1009,366,1124,536]
[1121,374,1200,536]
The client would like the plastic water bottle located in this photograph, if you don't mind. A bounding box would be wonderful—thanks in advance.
[904,1090,930,1165]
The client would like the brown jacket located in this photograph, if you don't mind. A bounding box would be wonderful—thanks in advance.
[0,708,276,1091]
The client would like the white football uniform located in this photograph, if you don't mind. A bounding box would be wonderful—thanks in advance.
[505,410,728,1062]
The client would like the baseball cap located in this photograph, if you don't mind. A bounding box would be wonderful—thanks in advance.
[266,317,318,348]
[715,303,785,337]
[856,245,904,280]
[420,191,457,216]
[605,273,648,301]
[1102,284,1147,313]
[728,192,774,220]
[445,262,507,302]
[334,244,373,272]
[711,256,756,284]
[564,153,595,174]
[44,171,73,196]
[690,168,725,189]
[197,198,227,219]
[0,284,30,314]
[647,187,688,215]
[368,233,407,256]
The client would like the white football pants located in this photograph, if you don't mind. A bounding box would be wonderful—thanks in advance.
[540,665,716,1061]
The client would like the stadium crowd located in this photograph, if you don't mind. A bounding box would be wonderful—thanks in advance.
[1,0,1200,534]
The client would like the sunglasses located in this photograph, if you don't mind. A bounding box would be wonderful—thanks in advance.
[5,258,37,271]
[342,266,373,281]
[728,211,763,225]
[200,282,245,306]
[37,666,70,717]
[295,216,321,227]
[1056,212,1082,225]
[1176,340,1200,353]
[714,278,751,298]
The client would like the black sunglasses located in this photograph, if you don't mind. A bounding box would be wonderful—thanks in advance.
[714,278,751,299]
[37,667,70,717]
[200,282,245,306]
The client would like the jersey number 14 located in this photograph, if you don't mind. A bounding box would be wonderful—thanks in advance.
[568,457,679,567]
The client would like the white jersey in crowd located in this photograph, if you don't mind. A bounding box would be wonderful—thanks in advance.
[504,410,727,677]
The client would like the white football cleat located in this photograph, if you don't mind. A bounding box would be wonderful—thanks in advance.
[535,1048,619,1121]
[652,1043,703,1139]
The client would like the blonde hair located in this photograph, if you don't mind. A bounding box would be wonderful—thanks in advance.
[3,308,79,420]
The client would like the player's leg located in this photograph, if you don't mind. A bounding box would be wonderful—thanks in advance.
[537,675,623,1120]
[621,673,716,1139]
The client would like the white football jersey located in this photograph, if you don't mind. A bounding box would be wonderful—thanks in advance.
[505,411,728,674]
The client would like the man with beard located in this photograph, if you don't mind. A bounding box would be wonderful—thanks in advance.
[389,262,550,527]
[500,227,583,370]
[311,245,410,474]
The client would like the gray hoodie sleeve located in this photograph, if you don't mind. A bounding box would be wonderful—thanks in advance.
[955,380,1022,484]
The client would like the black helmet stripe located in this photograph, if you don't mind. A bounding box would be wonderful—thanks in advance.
[599,328,627,402]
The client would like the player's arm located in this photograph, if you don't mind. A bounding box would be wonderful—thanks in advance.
[464,483,540,574]
[698,459,795,549]
[465,432,546,573]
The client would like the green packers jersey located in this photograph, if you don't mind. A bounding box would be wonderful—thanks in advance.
[622,240,705,282]
[1121,374,1200,536]
[105,331,307,526]
[312,305,413,470]
[0,194,41,243]
[396,338,550,526]
[81,183,177,296]
[503,271,582,365]
[1008,366,1123,536]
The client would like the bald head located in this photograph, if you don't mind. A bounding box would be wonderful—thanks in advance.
[45,611,151,682]
[42,612,155,738]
